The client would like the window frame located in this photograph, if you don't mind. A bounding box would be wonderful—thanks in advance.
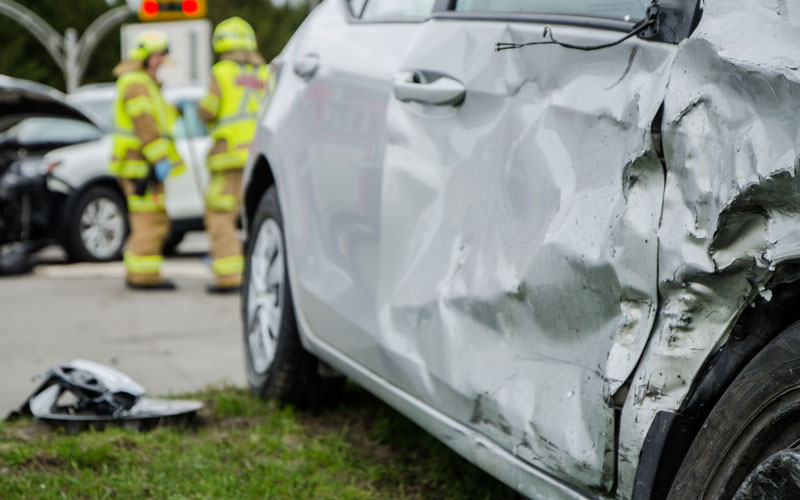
[429,0,703,43]
[344,0,436,24]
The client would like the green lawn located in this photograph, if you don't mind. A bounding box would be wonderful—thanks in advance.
[0,384,521,499]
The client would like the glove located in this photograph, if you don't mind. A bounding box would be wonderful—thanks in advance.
[154,160,172,182]
[177,100,192,116]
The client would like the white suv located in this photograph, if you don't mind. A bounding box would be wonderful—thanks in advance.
[46,83,211,261]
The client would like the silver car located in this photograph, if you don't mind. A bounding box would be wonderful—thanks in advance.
[241,0,800,498]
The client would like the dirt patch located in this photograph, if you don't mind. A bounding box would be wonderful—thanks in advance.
[16,451,67,473]
[107,436,139,449]
[280,433,302,451]
[4,423,52,442]
[202,414,261,432]
[304,410,394,462]
[293,387,437,498]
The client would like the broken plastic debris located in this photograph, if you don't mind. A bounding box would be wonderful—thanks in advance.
[7,359,202,432]
[0,242,34,276]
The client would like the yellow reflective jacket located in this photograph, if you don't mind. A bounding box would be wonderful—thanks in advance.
[199,58,269,171]
[110,70,185,179]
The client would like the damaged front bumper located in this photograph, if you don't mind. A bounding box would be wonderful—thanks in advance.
[8,359,202,432]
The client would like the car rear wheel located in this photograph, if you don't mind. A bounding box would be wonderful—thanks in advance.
[667,321,800,500]
[64,185,127,262]
[242,186,343,408]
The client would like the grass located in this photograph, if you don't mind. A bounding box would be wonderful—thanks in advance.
[0,384,521,499]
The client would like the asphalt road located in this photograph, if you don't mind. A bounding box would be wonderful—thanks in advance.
[0,232,246,417]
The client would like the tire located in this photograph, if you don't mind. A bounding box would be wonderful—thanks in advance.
[63,185,127,262]
[668,321,800,500]
[242,186,343,408]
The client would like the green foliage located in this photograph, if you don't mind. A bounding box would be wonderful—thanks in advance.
[0,1,310,91]
[0,386,520,499]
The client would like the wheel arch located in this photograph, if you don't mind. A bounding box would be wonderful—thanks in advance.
[243,154,276,234]
[632,262,800,499]
[58,174,126,239]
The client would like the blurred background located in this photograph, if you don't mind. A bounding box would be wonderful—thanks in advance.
[0,0,312,91]
[0,0,316,413]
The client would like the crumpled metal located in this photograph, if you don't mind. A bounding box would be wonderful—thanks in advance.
[618,1,800,495]
[259,0,800,495]
[8,359,202,432]
[375,17,674,492]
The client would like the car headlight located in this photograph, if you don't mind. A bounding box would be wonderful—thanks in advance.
[14,158,48,178]
[0,158,48,195]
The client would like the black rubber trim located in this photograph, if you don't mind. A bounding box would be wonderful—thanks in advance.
[633,411,700,500]
[345,17,429,25]
[168,217,204,234]
[431,11,638,33]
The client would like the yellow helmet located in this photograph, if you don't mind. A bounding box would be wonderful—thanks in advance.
[212,17,257,54]
[128,30,169,61]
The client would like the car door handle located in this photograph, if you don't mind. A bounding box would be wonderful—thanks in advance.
[294,53,320,80]
[392,71,466,106]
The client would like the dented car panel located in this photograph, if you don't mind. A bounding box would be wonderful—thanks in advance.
[618,1,800,496]
[376,19,674,492]
[243,0,800,497]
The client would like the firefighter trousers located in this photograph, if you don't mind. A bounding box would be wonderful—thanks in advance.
[204,169,244,288]
[119,178,170,285]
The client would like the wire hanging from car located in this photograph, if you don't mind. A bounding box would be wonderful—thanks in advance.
[495,15,657,52]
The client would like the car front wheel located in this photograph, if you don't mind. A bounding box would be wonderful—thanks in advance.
[668,321,800,499]
[242,186,343,408]
[64,185,127,262]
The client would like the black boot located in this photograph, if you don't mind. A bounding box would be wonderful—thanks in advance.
[126,279,177,291]
[205,284,241,294]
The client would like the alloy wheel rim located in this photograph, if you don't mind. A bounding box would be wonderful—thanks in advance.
[246,218,284,375]
[79,197,125,259]
[733,448,800,499]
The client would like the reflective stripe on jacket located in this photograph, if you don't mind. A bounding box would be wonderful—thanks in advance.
[110,70,185,179]
[199,59,269,172]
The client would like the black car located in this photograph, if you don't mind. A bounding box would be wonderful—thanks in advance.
[0,75,106,272]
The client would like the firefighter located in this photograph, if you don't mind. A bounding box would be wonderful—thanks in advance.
[110,30,184,290]
[198,17,269,294]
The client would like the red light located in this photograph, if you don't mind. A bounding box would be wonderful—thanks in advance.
[182,0,198,14]
[142,0,159,15]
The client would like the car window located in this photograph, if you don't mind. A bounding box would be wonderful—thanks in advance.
[72,98,114,131]
[347,0,368,17]
[359,0,436,20]
[454,0,649,21]
[4,117,103,146]
[172,100,207,140]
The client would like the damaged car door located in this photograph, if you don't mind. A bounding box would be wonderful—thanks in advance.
[273,0,436,362]
[374,0,695,493]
